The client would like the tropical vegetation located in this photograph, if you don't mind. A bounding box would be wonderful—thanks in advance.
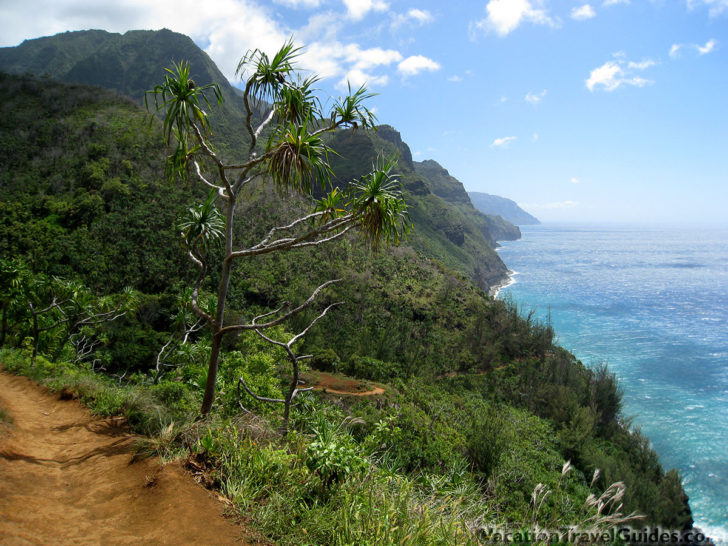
[0,30,696,543]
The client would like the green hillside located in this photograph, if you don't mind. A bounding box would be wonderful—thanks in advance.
[0,29,250,158]
[0,29,514,292]
[0,35,696,543]
[325,126,510,290]
[414,159,521,243]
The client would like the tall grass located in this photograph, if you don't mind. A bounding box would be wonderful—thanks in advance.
[1,347,645,544]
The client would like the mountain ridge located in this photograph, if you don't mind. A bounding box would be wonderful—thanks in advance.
[0,28,519,290]
[469,191,540,225]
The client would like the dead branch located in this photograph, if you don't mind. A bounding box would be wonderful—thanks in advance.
[220,279,341,335]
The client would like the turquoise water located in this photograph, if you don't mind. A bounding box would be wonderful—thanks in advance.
[497,224,728,541]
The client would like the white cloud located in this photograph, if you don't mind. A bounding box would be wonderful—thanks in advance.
[698,38,718,54]
[0,0,291,81]
[342,0,389,20]
[571,4,596,20]
[586,56,655,92]
[491,136,517,148]
[0,0,440,95]
[344,44,402,69]
[471,0,556,37]
[448,75,463,82]
[532,132,539,142]
[339,68,389,89]
[603,0,629,5]
[273,0,322,7]
[627,59,655,70]
[389,8,434,31]
[525,89,547,104]
[669,38,717,58]
[397,55,440,76]
[391,8,434,28]
[407,8,434,24]
[686,0,728,16]
[321,44,401,90]
[571,177,581,184]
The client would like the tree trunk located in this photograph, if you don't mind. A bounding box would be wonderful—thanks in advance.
[0,302,7,347]
[30,309,39,367]
[280,354,301,437]
[51,328,71,363]
[199,197,236,415]
[200,331,223,414]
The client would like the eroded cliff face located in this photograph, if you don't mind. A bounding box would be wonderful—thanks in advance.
[414,159,471,205]
[320,126,512,291]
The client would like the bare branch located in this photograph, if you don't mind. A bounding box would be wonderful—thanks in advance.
[252,302,291,324]
[220,279,341,335]
[243,79,257,156]
[254,107,276,142]
[155,335,176,375]
[288,301,343,346]
[238,375,285,404]
[76,309,126,328]
[70,334,102,364]
[311,119,339,137]
[252,327,287,349]
[289,224,355,249]
[188,254,214,327]
[233,173,256,194]
[254,210,327,249]
[294,387,314,396]
[181,318,204,345]
[230,214,356,259]
[190,122,234,197]
[192,160,226,197]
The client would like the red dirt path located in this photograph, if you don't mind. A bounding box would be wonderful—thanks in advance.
[0,371,250,545]
[303,371,385,396]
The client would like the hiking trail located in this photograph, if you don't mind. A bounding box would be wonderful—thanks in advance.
[0,371,250,545]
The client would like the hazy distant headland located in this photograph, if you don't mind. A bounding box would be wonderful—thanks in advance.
[468,192,540,226]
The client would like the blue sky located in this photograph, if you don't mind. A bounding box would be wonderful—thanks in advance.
[1,0,726,223]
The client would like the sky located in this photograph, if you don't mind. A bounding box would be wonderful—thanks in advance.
[1,0,726,223]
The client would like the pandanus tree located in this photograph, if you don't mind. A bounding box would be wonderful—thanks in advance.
[148,41,410,428]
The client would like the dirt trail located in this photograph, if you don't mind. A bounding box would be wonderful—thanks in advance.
[0,372,249,545]
[304,372,386,397]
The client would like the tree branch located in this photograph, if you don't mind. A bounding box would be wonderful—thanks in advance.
[289,224,355,249]
[219,279,340,335]
[190,122,234,197]
[243,79,257,156]
[288,301,343,346]
[192,160,226,197]
[230,214,356,259]
[238,375,285,404]
[188,250,214,327]
[254,107,276,142]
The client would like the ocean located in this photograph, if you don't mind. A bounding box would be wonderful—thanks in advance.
[496,223,728,542]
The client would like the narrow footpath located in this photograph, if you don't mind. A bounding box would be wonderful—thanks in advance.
[0,372,248,545]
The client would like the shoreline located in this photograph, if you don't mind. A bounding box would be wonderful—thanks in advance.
[488,270,517,298]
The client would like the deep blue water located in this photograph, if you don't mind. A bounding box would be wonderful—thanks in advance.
[497,224,728,541]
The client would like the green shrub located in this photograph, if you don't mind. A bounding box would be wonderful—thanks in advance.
[305,417,367,487]
[465,404,506,478]
[309,347,340,373]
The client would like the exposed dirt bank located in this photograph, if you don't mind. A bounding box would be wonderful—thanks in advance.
[0,371,249,545]
[302,371,386,396]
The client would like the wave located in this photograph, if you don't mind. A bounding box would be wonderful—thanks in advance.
[490,270,518,298]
